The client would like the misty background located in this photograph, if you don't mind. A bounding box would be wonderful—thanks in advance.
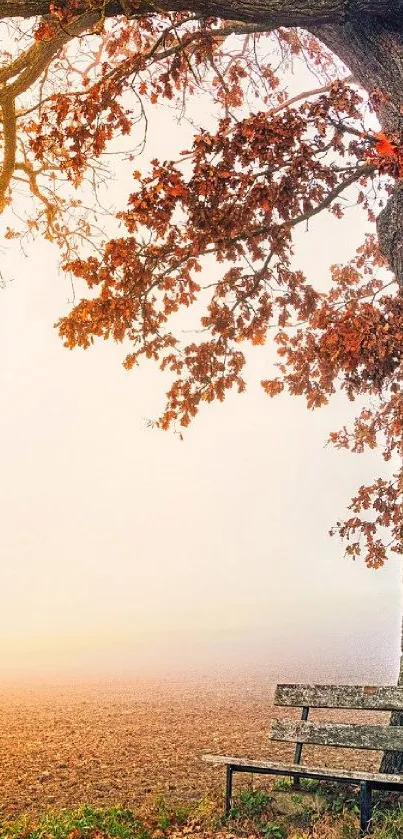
[0,48,400,686]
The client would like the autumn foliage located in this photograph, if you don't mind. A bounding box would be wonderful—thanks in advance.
[1,4,402,567]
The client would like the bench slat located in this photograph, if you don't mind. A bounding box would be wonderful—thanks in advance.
[270,720,403,751]
[274,684,403,710]
[202,754,403,785]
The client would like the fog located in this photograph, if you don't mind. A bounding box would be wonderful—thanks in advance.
[0,53,400,688]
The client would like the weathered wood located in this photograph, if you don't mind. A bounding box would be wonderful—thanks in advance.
[274,684,403,711]
[270,720,403,751]
[202,754,403,785]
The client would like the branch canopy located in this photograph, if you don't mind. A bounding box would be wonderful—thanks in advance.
[0,0,400,576]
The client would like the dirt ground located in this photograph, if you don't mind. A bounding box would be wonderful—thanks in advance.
[0,675,388,820]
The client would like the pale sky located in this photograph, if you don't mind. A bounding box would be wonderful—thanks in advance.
[0,43,400,685]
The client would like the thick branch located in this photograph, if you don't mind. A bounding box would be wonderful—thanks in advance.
[0,0,402,27]
[0,97,16,209]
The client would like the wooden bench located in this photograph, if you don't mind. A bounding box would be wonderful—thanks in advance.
[203,684,403,834]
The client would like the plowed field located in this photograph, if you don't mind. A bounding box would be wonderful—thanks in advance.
[0,676,386,819]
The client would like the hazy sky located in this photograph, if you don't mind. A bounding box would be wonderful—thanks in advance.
[0,46,400,685]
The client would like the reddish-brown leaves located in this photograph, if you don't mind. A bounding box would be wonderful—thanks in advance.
[54,74,403,567]
[5,9,401,568]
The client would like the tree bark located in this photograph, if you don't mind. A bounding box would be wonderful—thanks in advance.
[379,586,403,774]
[310,17,403,131]
[379,713,403,774]
[0,0,403,27]
[310,15,403,299]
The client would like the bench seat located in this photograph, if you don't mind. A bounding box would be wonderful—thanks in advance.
[203,753,403,788]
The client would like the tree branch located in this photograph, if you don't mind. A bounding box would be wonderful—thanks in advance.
[0,0,402,28]
[0,10,100,212]
[0,97,16,210]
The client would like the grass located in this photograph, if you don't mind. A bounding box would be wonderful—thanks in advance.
[1,786,403,839]
[223,783,403,837]
[0,807,148,839]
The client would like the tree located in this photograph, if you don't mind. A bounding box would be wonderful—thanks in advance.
[0,0,402,762]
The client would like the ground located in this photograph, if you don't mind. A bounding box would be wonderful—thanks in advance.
[0,674,387,819]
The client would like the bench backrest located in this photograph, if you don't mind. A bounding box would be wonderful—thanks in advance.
[274,684,403,711]
[270,684,403,763]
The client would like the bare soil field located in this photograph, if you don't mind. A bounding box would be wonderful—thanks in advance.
[0,675,388,820]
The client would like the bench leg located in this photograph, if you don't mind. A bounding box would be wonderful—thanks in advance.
[225,766,233,816]
[359,782,372,834]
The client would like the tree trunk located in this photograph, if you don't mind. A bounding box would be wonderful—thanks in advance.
[297,24,403,769]
[379,712,403,774]
[379,593,403,774]
[310,16,403,293]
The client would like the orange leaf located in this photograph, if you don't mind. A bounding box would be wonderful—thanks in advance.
[374,132,398,157]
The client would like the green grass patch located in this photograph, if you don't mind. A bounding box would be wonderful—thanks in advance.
[272,778,293,792]
[152,796,193,831]
[231,789,272,819]
[261,822,287,839]
[225,780,403,837]
[2,790,403,839]
[0,807,148,839]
